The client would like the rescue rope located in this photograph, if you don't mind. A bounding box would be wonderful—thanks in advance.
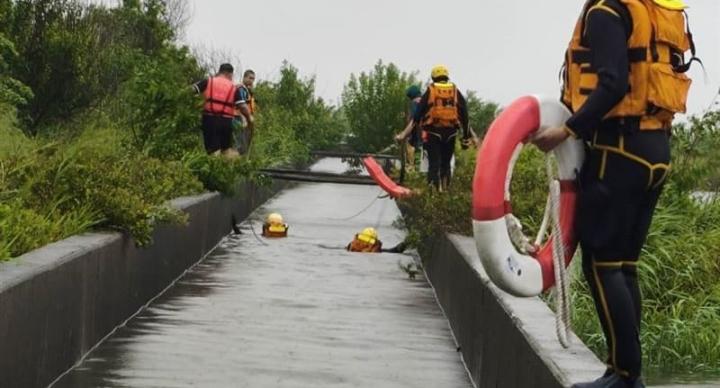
[247,220,270,246]
[534,195,551,247]
[546,157,572,349]
[504,148,572,348]
[327,189,387,221]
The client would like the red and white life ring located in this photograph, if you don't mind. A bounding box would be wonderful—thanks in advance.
[472,96,584,297]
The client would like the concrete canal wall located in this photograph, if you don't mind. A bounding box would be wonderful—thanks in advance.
[0,182,284,388]
[424,233,606,388]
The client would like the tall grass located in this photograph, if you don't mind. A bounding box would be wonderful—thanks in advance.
[570,194,720,376]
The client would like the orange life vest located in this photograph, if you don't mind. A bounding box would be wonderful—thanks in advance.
[562,0,696,130]
[244,85,258,114]
[203,76,237,118]
[347,236,382,253]
[262,223,288,238]
[423,82,460,128]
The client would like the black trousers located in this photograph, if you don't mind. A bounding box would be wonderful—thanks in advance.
[576,128,670,379]
[201,114,233,153]
[425,128,457,189]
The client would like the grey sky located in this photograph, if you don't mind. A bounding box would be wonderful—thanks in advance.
[183,0,719,116]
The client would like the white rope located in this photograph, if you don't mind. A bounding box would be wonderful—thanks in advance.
[505,145,536,254]
[534,194,551,247]
[546,157,572,348]
[503,145,572,348]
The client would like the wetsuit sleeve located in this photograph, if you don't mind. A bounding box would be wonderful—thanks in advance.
[412,89,431,123]
[193,79,208,94]
[457,91,470,137]
[565,8,630,140]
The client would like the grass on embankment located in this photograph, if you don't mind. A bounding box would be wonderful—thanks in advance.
[0,117,263,261]
[398,115,720,377]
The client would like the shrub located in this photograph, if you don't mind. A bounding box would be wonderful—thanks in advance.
[342,60,417,153]
[182,151,265,195]
[252,61,346,165]
[399,145,547,250]
[0,128,204,255]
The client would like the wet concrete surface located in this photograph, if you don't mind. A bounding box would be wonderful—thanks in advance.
[53,159,472,388]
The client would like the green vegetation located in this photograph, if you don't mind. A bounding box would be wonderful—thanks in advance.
[399,145,546,250]
[252,62,346,166]
[397,107,720,377]
[465,91,501,138]
[0,0,343,260]
[342,60,418,153]
[341,60,500,155]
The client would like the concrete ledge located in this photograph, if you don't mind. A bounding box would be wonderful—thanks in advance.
[0,181,284,388]
[425,234,606,388]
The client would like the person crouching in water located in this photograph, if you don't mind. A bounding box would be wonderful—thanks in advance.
[262,213,288,238]
[347,228,382,253]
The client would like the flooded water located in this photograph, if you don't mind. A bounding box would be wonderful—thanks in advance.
[52,159,472,388]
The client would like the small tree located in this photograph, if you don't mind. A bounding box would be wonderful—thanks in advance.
[252,61,346,165]
[0,34,32,110]
[342,60,417,153]
[465,90,499,139]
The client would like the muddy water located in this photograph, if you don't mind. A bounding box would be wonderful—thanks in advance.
[53,159,472,388]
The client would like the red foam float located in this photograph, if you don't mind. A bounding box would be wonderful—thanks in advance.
[363,157,413,199]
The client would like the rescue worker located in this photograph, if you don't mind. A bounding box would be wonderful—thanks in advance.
[531,1,698,386]
[234,69,257,155]
[395,65,474,191]
[262,213,288,238]
[193,63,244,157]
[404,84,424,171]
[347,227,382,253]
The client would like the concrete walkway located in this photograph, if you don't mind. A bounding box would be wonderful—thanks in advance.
[53,159,472,388]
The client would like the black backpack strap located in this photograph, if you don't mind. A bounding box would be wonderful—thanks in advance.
[673,10,703,74]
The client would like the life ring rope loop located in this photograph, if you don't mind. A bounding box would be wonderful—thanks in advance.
[472,96,584,298]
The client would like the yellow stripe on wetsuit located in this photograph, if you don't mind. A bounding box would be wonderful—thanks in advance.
[592,258,635,377]
[592,133,670,189]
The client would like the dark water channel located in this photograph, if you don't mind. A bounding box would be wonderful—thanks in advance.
[52,159,472,388]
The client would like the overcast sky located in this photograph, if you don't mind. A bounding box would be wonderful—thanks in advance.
[181,0,719,116]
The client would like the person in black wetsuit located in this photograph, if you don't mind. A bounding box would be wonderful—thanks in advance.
[395,65,475,191]
[532,1,697,387]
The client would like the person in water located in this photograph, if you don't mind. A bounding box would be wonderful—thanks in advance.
[346,227,408,254]
[262,213,288,238]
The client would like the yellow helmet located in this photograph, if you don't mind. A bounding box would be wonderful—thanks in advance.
[431,64,450,79]
[653,0,687,10]
[359,227,378,243]
[266,213,284,225]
